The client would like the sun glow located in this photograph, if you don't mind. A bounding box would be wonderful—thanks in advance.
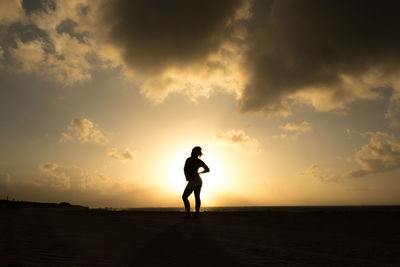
[162,146,228,206]
[199,152,226,204]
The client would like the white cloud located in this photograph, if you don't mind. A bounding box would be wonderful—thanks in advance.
[347,131,400,178]
[60,117,108,145]
[107,148,136,161]
[214,129,260,153]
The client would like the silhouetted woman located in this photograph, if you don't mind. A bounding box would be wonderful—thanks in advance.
[182,146,210,217]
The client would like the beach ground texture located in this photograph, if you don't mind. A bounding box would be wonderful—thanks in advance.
[1,206,400,266]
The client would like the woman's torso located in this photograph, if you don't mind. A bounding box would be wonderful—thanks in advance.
[184,157,203,181]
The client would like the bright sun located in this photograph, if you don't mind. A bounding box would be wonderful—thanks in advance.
[163,146,227,205]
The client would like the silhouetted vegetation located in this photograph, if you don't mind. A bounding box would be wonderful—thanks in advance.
[0,199,87,210]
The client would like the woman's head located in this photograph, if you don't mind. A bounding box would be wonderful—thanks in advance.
[191,146,203,158]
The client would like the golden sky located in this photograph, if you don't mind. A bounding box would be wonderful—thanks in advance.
[1,0,400,207]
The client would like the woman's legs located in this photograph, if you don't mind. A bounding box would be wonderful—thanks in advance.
[182,184,193,215]
[194,187,201,215]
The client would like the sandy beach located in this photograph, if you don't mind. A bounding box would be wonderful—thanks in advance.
[1,205,400,266]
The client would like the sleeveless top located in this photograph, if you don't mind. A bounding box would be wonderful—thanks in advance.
[184,157,205,181]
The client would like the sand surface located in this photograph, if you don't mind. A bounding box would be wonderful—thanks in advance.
[1,207,400,266]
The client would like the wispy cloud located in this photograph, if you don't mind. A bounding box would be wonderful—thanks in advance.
[385,92,400,127]
[350,187,370,192]
[299,163,338,183]
[9,39,45,73]
[107,148,136,161]
[38,162,138,195]
[59,117,108,145]
[274,121,311,139]
[345,128,357,139]
[0,46,4,62]
[0,173,11,184]
[280,121,312,133]
[39,162,71,190]
[0,173,11,196]
[40,162,59,172]
[38,162,113,192]
[214,129,260,153]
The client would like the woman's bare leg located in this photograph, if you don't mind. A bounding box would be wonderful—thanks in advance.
[194,188,201,216]
[182,185,193,215]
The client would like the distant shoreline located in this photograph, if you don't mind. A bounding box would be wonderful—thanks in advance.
[1,199,400,213]
[0,199,88,210]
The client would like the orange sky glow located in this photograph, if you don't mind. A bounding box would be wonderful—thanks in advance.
[1,0,400,208]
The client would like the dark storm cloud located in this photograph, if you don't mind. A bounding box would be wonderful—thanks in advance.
[101,0,244,75]
[99,0,400,115]
[21,0,56,15]
[0,22,54,56]
[239,0,400,115]
[56,19,88,43]
[5,0,400,117]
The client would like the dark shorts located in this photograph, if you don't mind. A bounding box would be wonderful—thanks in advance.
[185,177,202,191]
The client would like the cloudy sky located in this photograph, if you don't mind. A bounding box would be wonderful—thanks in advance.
[1,0,400,207]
